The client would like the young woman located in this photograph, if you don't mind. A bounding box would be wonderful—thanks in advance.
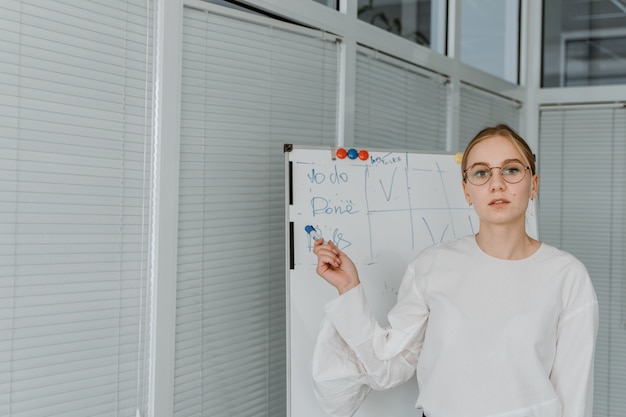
[311,125,598,417]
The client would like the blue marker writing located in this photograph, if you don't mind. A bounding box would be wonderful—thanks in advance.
[305,225,322,241]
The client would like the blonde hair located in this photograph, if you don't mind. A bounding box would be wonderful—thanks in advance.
[461,124,536,181]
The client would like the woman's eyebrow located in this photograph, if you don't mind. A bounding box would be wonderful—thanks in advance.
[502,158,526,165]
[469,158,525,167]
[467,161,488,167]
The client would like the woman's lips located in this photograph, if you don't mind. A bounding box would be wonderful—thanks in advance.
[489,198,510,206]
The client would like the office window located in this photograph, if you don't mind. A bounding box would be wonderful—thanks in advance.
[0,1,153,416]
[460,0,519,83]
[357,0,447,53]
[539,106,626,416]
[458,84,520,149]
[543,0,626,87]
[177,6,338,417]
[354,47,448,150]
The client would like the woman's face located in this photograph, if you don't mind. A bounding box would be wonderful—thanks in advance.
[462,135,538,229]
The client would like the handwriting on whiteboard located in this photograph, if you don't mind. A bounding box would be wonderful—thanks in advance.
[293,150,479,266]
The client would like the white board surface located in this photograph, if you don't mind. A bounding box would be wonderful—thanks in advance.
[285,146,537,417]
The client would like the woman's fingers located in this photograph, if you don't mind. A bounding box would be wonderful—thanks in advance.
[312,238,324,255]
[312,238,360,294]
[317,252,340,269]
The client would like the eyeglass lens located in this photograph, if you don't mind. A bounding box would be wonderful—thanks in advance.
[466,162,528,186]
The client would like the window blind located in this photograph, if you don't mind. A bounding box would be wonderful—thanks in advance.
[0,1,153,416]
[354,47,449,150]
[177,6,338,417]
[458,83,520,148]
[539,106,626,416]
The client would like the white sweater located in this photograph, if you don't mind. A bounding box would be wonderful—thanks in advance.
[312,235,598,417]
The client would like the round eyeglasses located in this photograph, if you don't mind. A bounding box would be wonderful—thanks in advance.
[464,161,530,186]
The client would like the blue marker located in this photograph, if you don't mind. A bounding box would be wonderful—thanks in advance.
[305,225,322,241]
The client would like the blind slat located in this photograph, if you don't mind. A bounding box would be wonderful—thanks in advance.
[355,47,448,150]
[175,6,338,416]
[1,1,153,415]
[539,107,626,416]
[459,84,520,148]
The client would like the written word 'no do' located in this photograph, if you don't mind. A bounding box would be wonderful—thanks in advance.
[307,166,349,185]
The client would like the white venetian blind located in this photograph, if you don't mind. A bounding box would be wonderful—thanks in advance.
[539,106,626,416]
[458,83,520,148]
[354,46,449,150]
[176,5,338,417]
[0,1,153,416]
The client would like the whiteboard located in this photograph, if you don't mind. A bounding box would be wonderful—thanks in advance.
[285,146,537,417]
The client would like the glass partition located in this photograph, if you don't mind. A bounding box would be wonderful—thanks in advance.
[357,0,447,53]
[460,0,520,83]
[543,0,626,87]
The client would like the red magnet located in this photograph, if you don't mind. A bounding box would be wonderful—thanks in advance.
[358,149,369,160]
[336,148,347,159]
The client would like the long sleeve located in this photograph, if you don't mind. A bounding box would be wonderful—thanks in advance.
[549,269,599,417]
[312,264,428,416]
[311,316,372,417]
[312,236,600,417]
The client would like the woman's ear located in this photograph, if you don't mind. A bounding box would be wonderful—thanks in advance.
[530,174,539,200]
[462,180,472,205]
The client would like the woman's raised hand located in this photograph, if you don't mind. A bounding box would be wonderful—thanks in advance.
[313,239,360,295]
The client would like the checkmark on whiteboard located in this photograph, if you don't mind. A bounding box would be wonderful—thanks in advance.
[378,167,398,202]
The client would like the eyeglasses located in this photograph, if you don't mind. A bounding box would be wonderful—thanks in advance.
[464,161,530,186]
